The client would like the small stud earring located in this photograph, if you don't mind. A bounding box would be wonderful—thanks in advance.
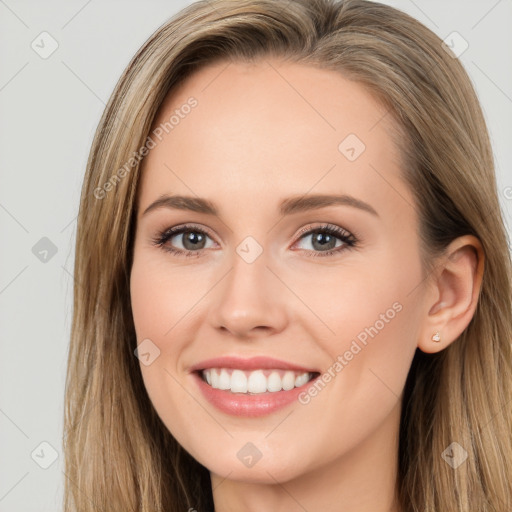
[432,332,441,343]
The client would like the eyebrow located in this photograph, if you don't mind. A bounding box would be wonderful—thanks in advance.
[142,193,379,218]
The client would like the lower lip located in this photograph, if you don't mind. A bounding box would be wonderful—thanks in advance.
[192,372,318,417]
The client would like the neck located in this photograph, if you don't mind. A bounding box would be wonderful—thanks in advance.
[210,400,403,512]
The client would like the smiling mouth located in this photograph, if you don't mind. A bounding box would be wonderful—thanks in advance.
[198,368,320,395]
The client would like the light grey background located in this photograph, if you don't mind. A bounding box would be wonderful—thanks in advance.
[0,0,511,510]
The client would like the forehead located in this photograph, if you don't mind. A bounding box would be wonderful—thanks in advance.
[137,59,411,220]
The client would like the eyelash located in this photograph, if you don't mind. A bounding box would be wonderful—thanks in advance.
[151,223,358,259]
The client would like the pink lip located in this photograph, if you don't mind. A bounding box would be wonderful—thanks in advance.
[189,356,320,418]
[189,356,318,373]
[191,372,319,417]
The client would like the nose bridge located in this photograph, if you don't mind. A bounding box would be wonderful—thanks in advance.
[210,240,287,337]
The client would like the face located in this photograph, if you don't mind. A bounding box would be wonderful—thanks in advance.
[130,58,426,483]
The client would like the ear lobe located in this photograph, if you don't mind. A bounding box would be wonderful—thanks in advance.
[418,235,485,354]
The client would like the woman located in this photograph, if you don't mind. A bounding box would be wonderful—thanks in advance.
[64,0,512,510]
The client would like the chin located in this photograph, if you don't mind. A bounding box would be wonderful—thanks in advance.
[196,447,308,485]
[211,463,302,484]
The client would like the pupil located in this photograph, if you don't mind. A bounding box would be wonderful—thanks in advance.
[183,231,205,250]
[313,232,336,250]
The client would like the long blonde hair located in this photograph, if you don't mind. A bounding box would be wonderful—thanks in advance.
[64,0,512,510]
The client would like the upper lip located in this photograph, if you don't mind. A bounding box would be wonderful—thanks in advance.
[189,356,319,374]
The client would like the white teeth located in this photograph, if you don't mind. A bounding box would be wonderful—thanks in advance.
[247,370,267,393]
[211,369,219,388]
[282,371,295,391]
[267,371,282,392]
[201,368,315,394]
[294,372,310,387]
[218,369,231,390]
[230,370,247,393]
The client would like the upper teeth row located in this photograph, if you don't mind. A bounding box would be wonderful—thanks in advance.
[202,368,313,394]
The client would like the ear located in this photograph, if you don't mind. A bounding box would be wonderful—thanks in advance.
[418,235,485,354]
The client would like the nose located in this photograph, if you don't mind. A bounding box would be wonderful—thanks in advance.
[209,251,288,339]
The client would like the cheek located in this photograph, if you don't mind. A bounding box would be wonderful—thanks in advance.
[130,257,198,441]
[329,252,423,400]
[327,229,422,345]
[294,244,423,398]
[130,254,205,346]
[129,253,218,397]
[287,248,420,344]
[129,256,182,386]
[130,261,164,342]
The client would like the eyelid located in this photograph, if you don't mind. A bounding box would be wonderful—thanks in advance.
[160,223,218,242]
[293,223,352,241]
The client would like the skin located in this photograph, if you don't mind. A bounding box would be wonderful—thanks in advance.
[130,58,484,512]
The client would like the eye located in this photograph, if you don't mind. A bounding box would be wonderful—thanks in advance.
[151,222,358,258]
[292,223,357,257]
[151,224,216,258]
